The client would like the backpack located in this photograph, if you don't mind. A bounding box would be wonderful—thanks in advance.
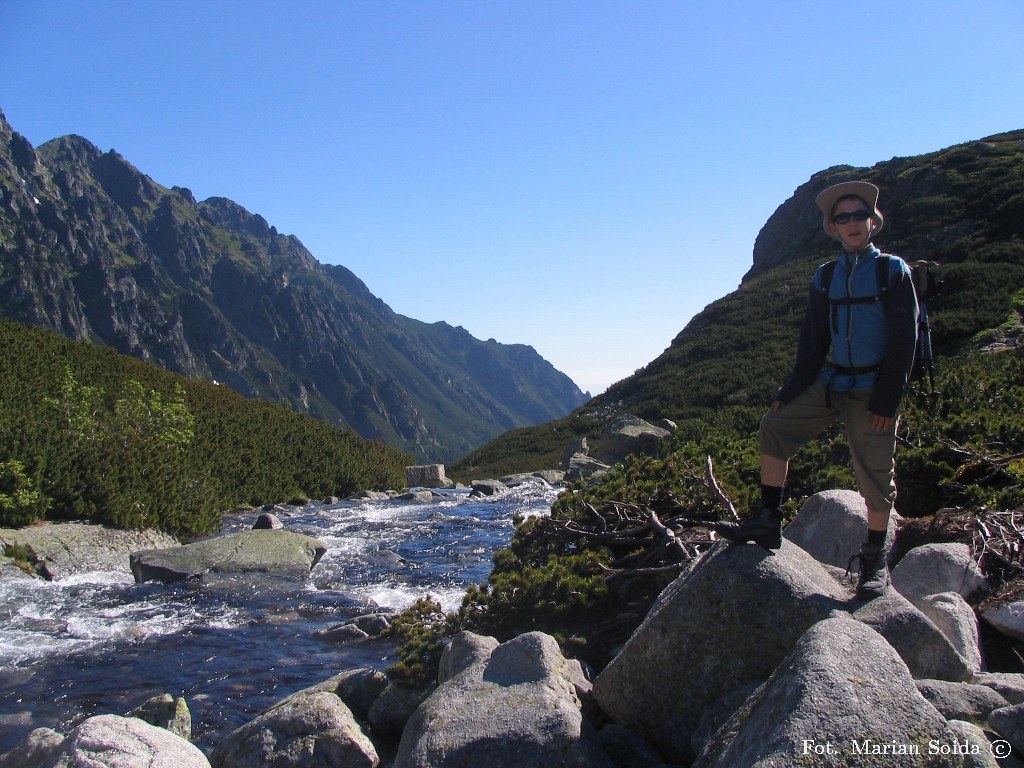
[819,255,938,403]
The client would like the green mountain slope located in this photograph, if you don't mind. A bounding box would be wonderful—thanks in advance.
[0,109,588,464]
[0,318,410,536]
[455,131,1024,476]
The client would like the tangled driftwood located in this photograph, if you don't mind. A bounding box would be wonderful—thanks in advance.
[970,507,1024,590]
[552,456,743,582]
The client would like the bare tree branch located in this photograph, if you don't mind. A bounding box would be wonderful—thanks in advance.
[705,455,740,521]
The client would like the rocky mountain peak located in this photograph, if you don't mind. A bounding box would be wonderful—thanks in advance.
[0,109,588,462]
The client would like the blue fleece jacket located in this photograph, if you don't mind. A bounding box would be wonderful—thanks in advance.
[775,245,919,417]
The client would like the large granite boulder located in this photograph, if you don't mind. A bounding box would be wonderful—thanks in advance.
[301,668,391,722]
[129,530,326,584]
[851,587,972,681]
[564,454,610,483]
[595,415,671,465]
[944,720,1005,768]
[782,489,899,568]
[892,542,988,603]
[405,464,453,489]
[917,591,984,674]
[252,512,284,529]
[10,715,212,768]
[562,437,589,468]
[973,672,1024,705]
[988,701,1024,757]
[438,631,500,682]
[210,688,378,768]
[393,631,611,768]
[0,727,64,768]
[982,602,1024,642]
[592,540,849,763]
[692,617,963,767]
[0,522,179,580]
[532,469,566,485]
[500,472,551,488]
[915,679,1010,725]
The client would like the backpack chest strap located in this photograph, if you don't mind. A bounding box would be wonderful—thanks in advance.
[820,256,892,335]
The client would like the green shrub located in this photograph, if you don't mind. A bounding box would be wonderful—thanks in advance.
[0,459,50,528]
[383,518,611,687]
[0,319,410,536]
[1,542,37,575]
[383,597,451,689]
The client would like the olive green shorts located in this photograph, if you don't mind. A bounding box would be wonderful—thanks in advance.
[759,380,898,515]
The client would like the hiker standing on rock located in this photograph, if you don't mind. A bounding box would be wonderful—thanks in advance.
[719,181,919,599]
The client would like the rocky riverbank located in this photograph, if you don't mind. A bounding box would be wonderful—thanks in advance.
[6,489,1024,767]
[0,414,671,586]
[0,523,180,581]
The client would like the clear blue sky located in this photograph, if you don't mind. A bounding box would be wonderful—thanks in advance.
[3,1,1023,396]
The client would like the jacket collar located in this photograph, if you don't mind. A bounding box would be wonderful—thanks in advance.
[840,244,881,269]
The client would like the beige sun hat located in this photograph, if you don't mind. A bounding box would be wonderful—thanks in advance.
[815,180,884,240]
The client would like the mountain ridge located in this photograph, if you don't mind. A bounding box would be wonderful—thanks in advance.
[0,109,589,463]
[454,130,1024,476]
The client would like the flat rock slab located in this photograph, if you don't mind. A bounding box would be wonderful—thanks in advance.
[129,530,326,584]
[1,522,179,580]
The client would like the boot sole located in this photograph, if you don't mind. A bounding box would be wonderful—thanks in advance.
[720,532,783,550]
[856,578,890,600]
[755,534,783,550]
[713,518,783,550]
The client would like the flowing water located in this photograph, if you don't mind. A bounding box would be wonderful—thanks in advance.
[0,481,559,755]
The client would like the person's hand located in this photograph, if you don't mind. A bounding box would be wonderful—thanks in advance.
[870,413,895,432]
[769,400,783,413]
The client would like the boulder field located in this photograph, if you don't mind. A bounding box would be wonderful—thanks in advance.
[5,489,1024,767]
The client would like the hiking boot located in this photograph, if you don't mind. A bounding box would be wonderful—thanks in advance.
[715,506,784,550]
[847,542,890,600]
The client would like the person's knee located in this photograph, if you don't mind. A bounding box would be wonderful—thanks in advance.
[863,488,896,521]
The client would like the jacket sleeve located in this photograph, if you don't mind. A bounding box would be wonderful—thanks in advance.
[775,273,831,404]
[868,264,920,416]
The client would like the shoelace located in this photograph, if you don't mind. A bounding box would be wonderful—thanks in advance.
[844,552,863,584]
[846,548,885,585]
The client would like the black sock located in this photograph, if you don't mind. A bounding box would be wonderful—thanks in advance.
[867,528,887,546]
[760,484,784,509]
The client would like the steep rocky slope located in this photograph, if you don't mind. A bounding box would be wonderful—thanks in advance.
[0,109,588,462]
[455,130,1024,474]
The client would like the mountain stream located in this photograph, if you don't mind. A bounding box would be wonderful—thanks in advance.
[0,481,559,754]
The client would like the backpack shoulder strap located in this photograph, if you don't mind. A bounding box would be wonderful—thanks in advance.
[818,259,839,333]
[875,254,892,307]
[818,259,838,294]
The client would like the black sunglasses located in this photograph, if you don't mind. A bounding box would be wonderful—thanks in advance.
[832,210,872,225]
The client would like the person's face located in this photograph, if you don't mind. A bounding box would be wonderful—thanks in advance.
[828,196,877,252]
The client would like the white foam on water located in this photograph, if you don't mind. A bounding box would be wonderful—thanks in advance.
[58,570,134,587]
[0,569,244,666]
[350,582,467,614]
[316,534,375,557]
[0,630,95,665]
[0,483,560,670]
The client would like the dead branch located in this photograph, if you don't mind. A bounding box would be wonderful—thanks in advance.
[647,508,692,561]
[705,455,740,521]
[969,508,1024,590]
[600,561,690,581]
[583,502,607,532]
[547,483,735,587]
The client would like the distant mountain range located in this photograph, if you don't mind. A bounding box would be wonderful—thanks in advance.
[456,129,1024,475]
[0,109,589,463]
